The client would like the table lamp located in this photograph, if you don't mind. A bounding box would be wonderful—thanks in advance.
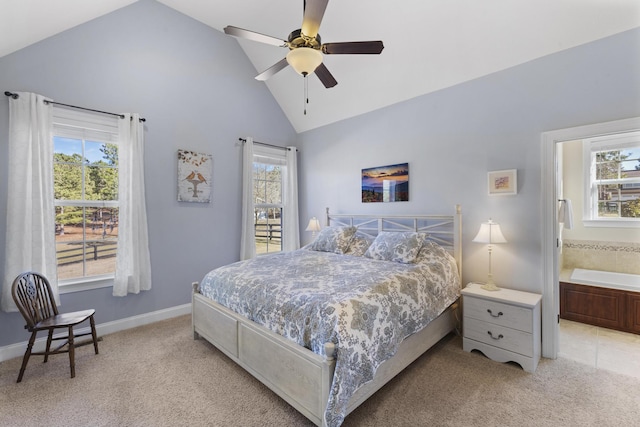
[472,219,507,291]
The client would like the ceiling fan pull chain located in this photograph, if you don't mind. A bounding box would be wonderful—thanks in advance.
[304,73,309,115]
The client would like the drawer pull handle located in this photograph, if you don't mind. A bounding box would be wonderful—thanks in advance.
[487,309,503,318]
[487,331,504,340]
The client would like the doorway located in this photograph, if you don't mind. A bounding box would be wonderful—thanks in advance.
[540,117,640,359]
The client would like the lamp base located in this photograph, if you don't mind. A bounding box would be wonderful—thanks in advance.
[481,282,501,291]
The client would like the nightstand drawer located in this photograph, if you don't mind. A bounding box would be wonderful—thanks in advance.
[464,318,533,356]
[464,296,533,332]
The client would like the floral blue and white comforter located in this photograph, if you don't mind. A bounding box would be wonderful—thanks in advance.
[198,242,460,427]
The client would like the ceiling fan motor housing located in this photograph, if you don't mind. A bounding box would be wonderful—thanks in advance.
[288,29,322,50]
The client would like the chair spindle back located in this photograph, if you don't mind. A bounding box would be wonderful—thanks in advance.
[12,272,59,330]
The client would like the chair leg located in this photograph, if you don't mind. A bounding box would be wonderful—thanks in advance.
[68,325,75,379]
[17,331,37,383]
[90,315,99,355]
[44,329,54,363]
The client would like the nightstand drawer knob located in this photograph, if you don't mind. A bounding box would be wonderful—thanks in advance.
[487,331,504,340]
[487,309,503,318]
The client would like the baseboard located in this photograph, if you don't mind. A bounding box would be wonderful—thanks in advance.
[0,303,192,363]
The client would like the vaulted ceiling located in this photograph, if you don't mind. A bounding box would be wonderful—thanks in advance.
[2,0,639,132]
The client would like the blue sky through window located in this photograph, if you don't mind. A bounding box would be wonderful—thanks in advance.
[621,147,640,171]
[54,136,109,163]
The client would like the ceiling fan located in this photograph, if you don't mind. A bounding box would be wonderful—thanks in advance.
[223,0,384,88]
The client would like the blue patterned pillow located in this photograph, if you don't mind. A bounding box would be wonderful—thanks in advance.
[364,231,428,263]
[344,232,375,257]
[416,240,447,262]
[310,226,357,254]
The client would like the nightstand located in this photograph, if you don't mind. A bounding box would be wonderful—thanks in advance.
[461,283,542,373]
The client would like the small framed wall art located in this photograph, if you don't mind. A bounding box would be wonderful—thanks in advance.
[488,169,517,196]
[177,149,212,203]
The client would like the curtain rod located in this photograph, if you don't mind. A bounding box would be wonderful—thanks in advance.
[238,137,297,152]
[4,91,146,122]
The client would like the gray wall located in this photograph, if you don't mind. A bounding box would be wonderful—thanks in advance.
[297,28,640,292]
[0,0,297,346]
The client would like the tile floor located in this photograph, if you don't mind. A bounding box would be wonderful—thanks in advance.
[558,319,640,379]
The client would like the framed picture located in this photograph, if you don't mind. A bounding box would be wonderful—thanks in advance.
[177,149,212,203]
[362,162,409,203]
[488,169,517,195]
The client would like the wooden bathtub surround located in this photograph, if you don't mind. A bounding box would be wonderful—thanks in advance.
[560,281,640,335]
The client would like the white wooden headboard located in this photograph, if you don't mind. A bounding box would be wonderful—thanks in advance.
[325,204,462,278]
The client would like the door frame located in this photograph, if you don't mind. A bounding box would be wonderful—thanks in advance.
[540,116,640,358]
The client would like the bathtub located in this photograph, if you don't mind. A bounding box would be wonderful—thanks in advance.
[570,268,640,292]
[561,269,640,334]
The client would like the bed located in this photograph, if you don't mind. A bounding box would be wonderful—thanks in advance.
[192,205,462,427]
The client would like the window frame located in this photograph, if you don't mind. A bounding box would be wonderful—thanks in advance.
[582,131,640,228]
[52,107,120,292]
[252,145,286,255]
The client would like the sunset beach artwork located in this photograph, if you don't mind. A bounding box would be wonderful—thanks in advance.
[362,163,409,203]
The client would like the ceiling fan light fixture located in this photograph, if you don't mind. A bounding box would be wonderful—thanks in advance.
[286,47,322,76]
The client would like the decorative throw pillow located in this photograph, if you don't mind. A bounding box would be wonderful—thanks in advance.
[344,233,375,257]
[415,240,446,263]
[310,226,357,254]
[364,231,428,263]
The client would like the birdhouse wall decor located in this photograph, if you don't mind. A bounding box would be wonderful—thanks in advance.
[177,149,212,203]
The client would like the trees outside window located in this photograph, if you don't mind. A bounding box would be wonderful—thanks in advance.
[253,161,282,254]
[53,109,119,281]
[585,132,640,223]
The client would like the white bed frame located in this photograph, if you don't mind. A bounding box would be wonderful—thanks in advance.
[192,205,462,426]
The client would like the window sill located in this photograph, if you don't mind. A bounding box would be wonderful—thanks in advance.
[58,275,113,294]
[583,219,640,229]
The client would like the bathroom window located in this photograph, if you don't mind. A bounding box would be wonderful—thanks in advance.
[583,131,640,226]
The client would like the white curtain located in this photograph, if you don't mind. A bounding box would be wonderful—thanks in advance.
[1,92,58,312]
[240,137,256,260]
[283,147,300,251]
[113,113,152,296]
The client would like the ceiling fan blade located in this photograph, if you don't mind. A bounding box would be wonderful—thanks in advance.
[322,41,384,55]
[314,63,337,88]
[255,58,289,81]
[224,26,286,47]
[301,0,329,38]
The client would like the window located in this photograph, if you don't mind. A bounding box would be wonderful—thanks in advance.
[253,146,285,254]
[53,108,120,282]
[583,131,640,226]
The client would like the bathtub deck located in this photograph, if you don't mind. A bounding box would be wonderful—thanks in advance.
[569,268,640,292]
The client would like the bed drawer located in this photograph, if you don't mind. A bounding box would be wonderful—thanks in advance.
[464,318,533,356]
[464,296,532,332]
[239,323,324,417]
[193,295,239,358]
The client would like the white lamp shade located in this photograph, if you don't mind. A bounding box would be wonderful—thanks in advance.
[286,48,323,76]
[472,219,507,244]
[305,217,321,232]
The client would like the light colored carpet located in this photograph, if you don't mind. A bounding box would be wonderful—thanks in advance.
[1,315,639,427]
